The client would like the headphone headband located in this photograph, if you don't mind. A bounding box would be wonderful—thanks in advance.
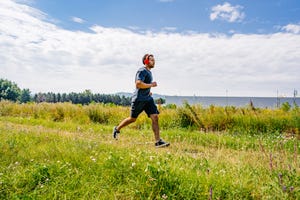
[144,54,149,65]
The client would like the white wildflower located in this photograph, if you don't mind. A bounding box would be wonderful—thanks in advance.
[162,194,168,199]
[90,156,96,162]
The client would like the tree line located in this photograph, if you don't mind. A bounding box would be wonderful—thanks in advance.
[33,90,131,106]
[0,78,131,105]
[0,78,165,105]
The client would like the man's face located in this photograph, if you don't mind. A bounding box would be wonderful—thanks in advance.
[148,56,155,68]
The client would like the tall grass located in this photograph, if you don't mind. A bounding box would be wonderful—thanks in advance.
[1,100,298,136]
[176,102,299,137]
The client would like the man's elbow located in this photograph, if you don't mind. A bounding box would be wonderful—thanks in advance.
[136,81,142,88]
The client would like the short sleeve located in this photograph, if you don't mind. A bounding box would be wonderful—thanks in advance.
[135,69,146,82]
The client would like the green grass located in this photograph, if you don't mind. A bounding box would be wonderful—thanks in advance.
[0,115,299,199]
[1,101,299,135]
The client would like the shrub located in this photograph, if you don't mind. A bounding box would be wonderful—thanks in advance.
[281,102,291,112]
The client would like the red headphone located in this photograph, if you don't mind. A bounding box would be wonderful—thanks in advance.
[144,54,150,65]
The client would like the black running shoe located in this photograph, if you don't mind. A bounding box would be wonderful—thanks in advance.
[155,139,170,148]
[112,126,120,139]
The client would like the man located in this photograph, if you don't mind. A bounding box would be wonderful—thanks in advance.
[112,54,170,148]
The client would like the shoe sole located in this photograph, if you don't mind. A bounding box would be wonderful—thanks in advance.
[156,143,170,148]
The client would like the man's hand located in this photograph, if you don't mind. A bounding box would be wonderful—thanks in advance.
[136,80,157,89]
[151,82,157,87]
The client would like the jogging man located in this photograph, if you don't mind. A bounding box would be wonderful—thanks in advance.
[112,54,170,148]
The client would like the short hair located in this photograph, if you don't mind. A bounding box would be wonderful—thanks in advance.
[142,54,153,64]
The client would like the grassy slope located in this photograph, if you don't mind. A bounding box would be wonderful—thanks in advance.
[0,116,299,199]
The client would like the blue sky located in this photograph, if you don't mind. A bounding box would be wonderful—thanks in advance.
[1,0,300,97]
[33,0,300,34]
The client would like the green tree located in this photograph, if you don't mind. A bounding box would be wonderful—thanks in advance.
[80,89,92,104]
[155,97,166,105]
[61,93,67,102]
[19,88,31,103]
[0,78,21,101]
[57,93,61,102]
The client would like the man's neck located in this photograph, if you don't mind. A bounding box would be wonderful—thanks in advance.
[145,65,151,71]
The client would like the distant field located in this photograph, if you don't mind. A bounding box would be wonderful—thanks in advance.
[0,102,299,199]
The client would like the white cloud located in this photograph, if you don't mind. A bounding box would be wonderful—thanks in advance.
[0,0,299,97]
[71,16,85,24]
[210,2,245,23]
[281,23,300,34]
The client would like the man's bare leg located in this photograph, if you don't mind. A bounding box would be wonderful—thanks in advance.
[150,114,160,142]
[116,117,136,131]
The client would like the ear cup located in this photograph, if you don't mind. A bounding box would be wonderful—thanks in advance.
[144,55,149,65]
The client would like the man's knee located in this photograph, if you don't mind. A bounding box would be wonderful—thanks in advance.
[150,114,159,121]
[129,117,137,123]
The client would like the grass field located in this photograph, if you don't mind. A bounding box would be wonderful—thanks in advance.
[0,102,299,199]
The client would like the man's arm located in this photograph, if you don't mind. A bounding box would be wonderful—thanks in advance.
[136,80,157,89]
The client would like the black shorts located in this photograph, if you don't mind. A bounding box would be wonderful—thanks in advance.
[130,99,159,118]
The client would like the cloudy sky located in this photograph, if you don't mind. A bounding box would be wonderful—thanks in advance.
[1,0,299,97]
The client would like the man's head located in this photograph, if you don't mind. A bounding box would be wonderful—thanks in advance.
[142,54,155,68]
